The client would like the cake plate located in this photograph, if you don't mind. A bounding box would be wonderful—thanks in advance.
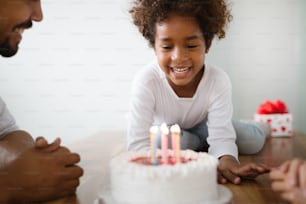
[97,184,233,204]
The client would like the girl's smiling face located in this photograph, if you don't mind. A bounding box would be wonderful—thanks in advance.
[154,13,208,96]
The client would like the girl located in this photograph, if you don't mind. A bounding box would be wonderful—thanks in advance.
[127,0,270,184]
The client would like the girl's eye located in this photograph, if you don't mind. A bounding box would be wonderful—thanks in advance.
[161,46,172,50]
[187,45,198,49]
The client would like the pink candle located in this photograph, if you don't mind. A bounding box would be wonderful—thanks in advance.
[170,124,181,163]
[170,125,177,164]
[150,126,158,165]
[160,123,169,165]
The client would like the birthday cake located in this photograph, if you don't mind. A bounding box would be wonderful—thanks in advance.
[109,149,232,204]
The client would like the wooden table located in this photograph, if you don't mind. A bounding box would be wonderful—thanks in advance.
[45,131,306,204]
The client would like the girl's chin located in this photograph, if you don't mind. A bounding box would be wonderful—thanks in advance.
[169,78,190,87]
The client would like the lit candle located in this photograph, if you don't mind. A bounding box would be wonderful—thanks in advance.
[170,124,181,163]
[150,126,158,165]
[170,125,177,164]
[160,123,169,165]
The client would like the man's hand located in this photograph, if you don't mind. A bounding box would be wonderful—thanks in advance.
[270,159,306,204]
[0,130,34,165]
[0,145,84,203]
[35,136,61,152]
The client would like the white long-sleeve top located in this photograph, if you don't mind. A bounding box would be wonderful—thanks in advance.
[127,61,238,160]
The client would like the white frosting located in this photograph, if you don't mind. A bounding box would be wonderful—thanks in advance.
[110,150,219,204]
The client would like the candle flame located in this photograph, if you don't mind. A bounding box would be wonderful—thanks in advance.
[150,126,158,134]
[161,123,169,134]
[170,124,181,133]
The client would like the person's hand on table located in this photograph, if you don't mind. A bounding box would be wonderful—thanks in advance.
[270,159,306,204]
[218,155,270,184]
[35,136,61,152]
[0,138,84,203]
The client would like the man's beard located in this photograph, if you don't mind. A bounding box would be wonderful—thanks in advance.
[0,38,18,57]
[0,20,32,58]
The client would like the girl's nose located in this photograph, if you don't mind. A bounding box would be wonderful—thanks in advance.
[171,47,188,61]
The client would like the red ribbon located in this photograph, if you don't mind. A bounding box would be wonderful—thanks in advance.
[257,99,288,114]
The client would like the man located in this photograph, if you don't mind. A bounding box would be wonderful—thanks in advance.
[0,0,83,202]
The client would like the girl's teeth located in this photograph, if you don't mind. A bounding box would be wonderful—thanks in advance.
[173,67,189,73]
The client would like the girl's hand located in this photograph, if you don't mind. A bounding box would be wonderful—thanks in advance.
[218,155,241,184]
[218,155,270,184]
[236,162,270,179]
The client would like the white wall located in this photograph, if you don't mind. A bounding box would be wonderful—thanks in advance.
[297,0,306,131]
[207,0,305,132]
[1,0,305,145]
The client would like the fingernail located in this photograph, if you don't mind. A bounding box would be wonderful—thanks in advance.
[235,178,240,184]
[290,177,296,186]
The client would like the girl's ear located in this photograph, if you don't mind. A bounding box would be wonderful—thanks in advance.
[205,39,212,53]
[153,44,157,55]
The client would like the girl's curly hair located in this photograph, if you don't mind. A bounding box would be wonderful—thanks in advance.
[129,0,232,48]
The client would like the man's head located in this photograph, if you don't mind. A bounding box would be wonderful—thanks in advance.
[0,0,43,57]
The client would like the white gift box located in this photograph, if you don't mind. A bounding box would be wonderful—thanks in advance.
[254,113,293,137]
